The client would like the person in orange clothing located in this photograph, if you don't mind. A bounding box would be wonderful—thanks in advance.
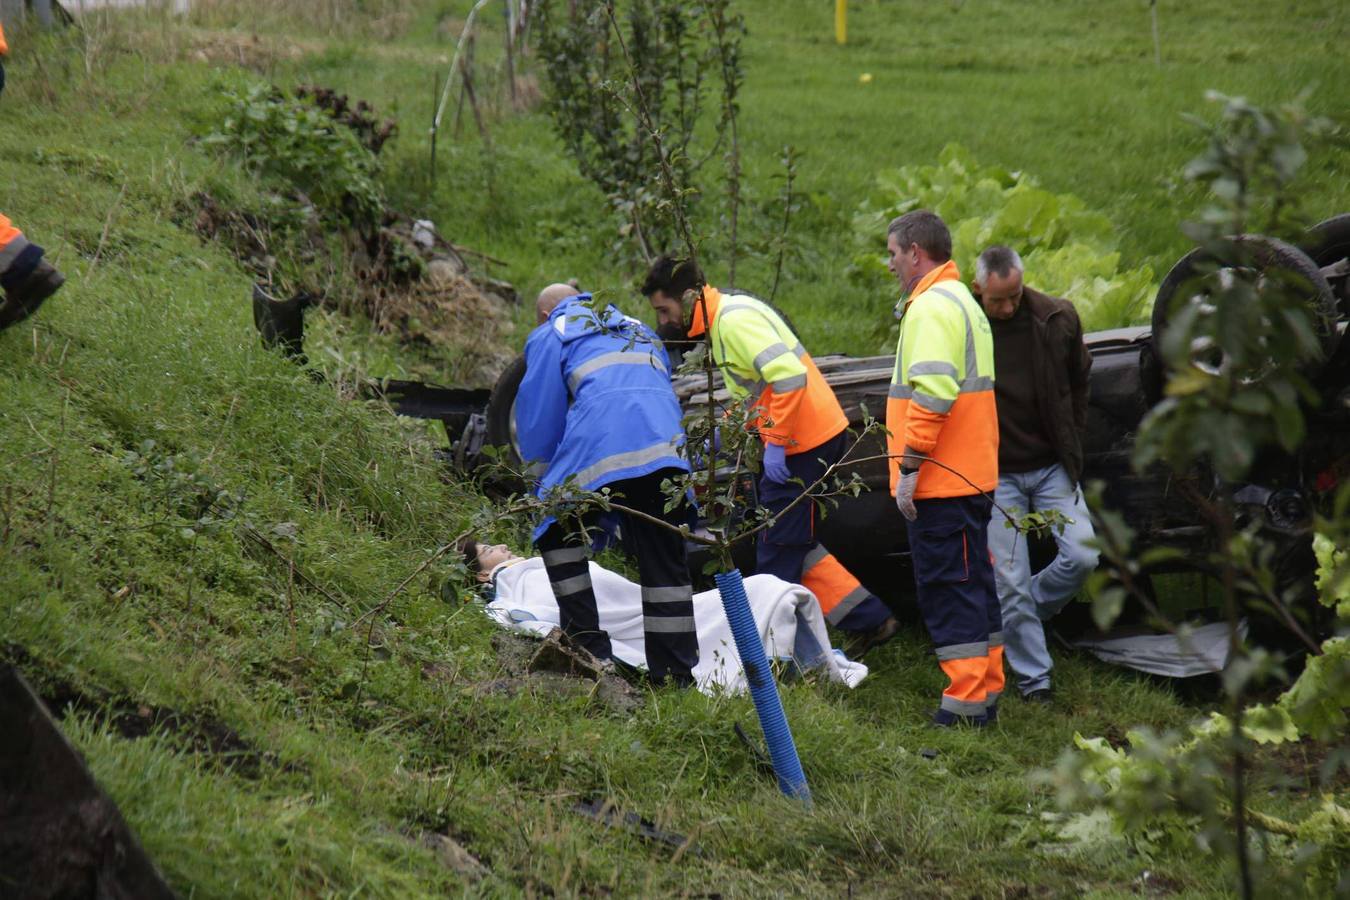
[885,210,1003,727]
[643,255,899,656]
[0,213,65,330]
[0,25,66,328]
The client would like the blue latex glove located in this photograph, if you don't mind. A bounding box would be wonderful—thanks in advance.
[762,442,791,485]
[690,427,722,470]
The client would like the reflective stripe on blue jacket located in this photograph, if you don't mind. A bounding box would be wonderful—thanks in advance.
[515,294,689,539]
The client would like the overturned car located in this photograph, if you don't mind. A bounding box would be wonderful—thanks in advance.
[334,218,1350,635]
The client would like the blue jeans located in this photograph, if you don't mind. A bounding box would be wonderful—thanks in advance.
[988,463,1098,695]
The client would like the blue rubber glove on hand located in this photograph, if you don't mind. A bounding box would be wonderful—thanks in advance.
[762,442,791,485]
[691,427,723,470]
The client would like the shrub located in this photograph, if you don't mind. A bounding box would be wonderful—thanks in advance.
[849,145,1156,333]
[204,83,384,228]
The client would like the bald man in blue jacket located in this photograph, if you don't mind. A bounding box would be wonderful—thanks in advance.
[515,285,697,685]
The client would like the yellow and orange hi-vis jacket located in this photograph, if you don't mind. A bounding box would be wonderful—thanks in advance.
[689,286,848,455]
[886,260,999,500]
[1,22,9,57]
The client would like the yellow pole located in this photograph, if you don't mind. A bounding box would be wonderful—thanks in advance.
[835,0,847,45]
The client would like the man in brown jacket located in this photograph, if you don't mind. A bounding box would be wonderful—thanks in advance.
[975,245,1098,705]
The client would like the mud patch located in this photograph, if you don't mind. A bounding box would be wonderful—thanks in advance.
[192,196,517,385]
[0,666,177,900]
[2,643,287,780]
[480,630,646,715]
[420,830,489,880]
[1252,739,1350,794]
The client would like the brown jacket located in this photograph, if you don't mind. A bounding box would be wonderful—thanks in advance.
[1022,287,1092,484]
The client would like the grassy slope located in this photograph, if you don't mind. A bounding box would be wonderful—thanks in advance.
[0,2,1344,897]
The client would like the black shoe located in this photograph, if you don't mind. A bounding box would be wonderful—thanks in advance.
[1,260,64,329]
[930,708,988,728]
[846,615,900,658]
[1024,688,1053,706]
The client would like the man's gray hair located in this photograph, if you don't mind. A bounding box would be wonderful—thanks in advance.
[975,245,1024,285]
[887,209,952,263]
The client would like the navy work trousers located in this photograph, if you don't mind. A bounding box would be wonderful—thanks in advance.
[534,467,697,686]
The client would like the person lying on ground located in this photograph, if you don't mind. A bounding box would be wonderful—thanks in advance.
[642,256,899,658]
[514,284,698,686]
[459,538,869,696]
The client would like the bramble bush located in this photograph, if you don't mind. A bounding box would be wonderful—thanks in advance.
[203,83,384,228]
[849,144,1157,335]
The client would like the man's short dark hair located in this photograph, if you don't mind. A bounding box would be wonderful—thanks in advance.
[641,255,705,299]
[975,245,1024,285]
[460,538,483,575]
[887,210,952,263]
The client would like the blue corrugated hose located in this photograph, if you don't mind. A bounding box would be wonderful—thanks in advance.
[714,569,812,805]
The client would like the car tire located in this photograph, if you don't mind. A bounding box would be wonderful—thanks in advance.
[484,352,528,464]
[1151,235,1339,378]
[1299,214,1350,318]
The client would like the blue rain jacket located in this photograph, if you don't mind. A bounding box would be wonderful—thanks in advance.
[516,294,689,539]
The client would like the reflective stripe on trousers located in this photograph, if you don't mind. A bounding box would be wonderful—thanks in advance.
[801,545,872,626]
[534,468,697,684]
[0,214,29,273]
[905,494,1004,715]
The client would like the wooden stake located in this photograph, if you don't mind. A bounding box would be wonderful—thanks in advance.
[429,70,440,188]
[461,36,490,144]
[453,77,468,140]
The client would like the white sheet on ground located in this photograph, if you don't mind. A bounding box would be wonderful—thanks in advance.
[485,558,868,695]
[1073,620,1247,678]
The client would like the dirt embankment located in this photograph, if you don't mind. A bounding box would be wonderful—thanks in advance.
[192,84,521,385]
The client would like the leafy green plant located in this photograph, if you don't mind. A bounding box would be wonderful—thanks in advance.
[120,439,247,544]
[1054,537,1350,895]
[533,0,744,264]
[849,144,1157,335]
[1058,92,1347,898]
[203,83,384,228]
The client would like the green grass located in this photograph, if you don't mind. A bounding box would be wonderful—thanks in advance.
[0,1,1344,896]
[374,0,1349,355]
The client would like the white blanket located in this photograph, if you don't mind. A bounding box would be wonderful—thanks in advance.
[485,558,868,695]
